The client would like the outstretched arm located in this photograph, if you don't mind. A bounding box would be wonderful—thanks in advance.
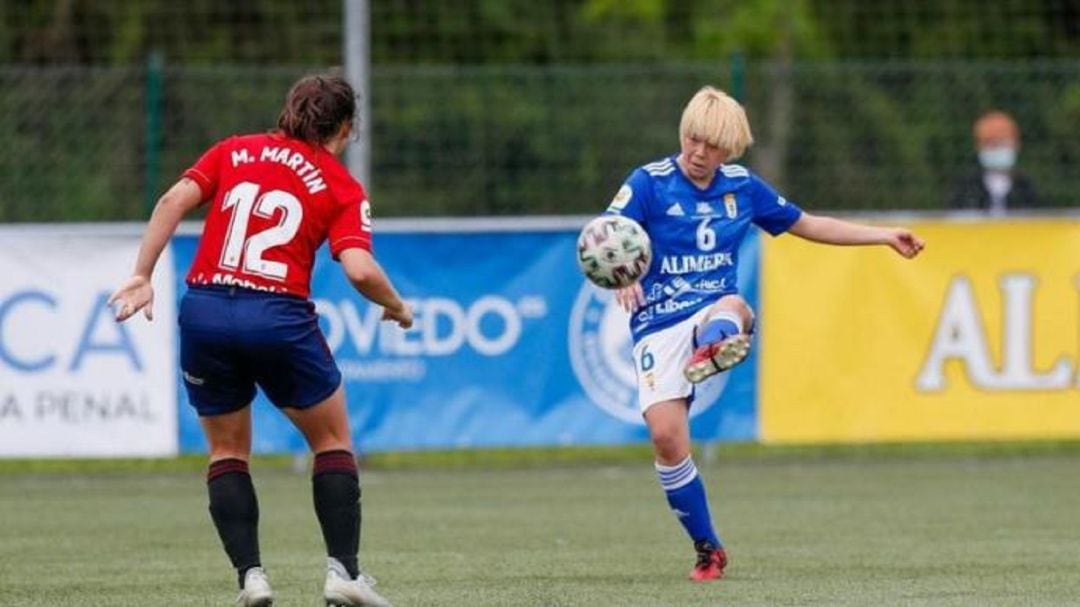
[109,178,204,321]
[339,248,414,329]
[787,212,925,258]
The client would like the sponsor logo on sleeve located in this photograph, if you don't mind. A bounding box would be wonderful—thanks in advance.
[607,185,632,212]
[360,200,372,231]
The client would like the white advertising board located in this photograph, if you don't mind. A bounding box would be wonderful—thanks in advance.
[0,233,177,457]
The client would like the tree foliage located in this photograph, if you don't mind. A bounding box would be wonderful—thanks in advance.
[2,0,1077,66]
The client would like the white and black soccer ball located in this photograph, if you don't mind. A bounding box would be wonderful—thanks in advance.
[576,215,652,289]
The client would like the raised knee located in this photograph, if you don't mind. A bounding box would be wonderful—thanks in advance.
[717,294,750,313]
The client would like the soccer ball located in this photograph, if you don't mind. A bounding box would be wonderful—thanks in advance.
[576,215,652,289]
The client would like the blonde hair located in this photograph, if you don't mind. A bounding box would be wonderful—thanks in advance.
[679,86,754,160]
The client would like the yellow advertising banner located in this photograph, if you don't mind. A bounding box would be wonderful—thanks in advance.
[759,219,1080,443]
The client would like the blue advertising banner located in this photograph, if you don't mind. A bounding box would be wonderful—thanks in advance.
[174,226,760,453]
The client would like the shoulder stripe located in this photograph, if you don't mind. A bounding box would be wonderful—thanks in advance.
[644,159,675,175]
[721,164,749,177]
[643,159,673,170]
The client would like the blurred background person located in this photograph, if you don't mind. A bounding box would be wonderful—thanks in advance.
[949,110,1039,215]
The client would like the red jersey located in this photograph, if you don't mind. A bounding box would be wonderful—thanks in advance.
[183,133,372,299]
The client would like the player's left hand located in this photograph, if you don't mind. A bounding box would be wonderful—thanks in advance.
[887,229,926,259]
[381,301,414,330]
[109,275,155,322]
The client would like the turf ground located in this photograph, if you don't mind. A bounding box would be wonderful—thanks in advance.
[1,446,1079,606]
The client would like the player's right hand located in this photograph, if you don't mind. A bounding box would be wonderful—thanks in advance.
[108,275,155,322]
[887,228,926,259]
[382,302,414,329]
[615,282,645,314]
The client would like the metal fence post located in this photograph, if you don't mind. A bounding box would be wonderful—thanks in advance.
[730,51,745,102]
[344,0,371,187]
[144,50,164,216]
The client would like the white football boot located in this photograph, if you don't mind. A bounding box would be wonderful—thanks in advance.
[236,567,274,606]
[324,557,392,607]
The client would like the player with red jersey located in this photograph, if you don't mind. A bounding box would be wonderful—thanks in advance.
[110,74,408,607]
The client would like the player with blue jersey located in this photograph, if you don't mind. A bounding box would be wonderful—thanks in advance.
[604,86,925,581]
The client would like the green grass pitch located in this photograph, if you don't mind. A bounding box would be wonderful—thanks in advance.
[1,446,1078,606]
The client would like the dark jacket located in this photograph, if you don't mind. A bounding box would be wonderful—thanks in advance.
[948,169,1039,211]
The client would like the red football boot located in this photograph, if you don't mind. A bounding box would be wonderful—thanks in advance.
[689,540,728,582]
[683,333,752,384]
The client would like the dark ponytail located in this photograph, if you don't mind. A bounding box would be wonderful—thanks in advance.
[276,74,357,145]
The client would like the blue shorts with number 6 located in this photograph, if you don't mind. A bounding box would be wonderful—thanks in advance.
[179,286,342,417]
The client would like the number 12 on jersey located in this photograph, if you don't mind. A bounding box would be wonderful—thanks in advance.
[219,181,303,281]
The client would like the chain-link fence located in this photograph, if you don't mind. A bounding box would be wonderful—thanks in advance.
[1,1,1078,221]
[746,60,1080,213]
[3,59,1077,220]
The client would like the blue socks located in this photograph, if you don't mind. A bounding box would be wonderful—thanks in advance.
[655,456,721,546]
[697,312,742,346]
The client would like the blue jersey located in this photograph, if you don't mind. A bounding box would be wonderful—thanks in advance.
[607,155,803,342]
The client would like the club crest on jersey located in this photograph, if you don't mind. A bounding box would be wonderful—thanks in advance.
[724,193,738,219]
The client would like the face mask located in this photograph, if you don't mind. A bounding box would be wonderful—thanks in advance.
[978,146,1017,171]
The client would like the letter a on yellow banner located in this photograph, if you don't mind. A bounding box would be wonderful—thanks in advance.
[759,219,1080,443]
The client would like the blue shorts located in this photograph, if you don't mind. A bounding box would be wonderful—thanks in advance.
[179,286,342,417]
